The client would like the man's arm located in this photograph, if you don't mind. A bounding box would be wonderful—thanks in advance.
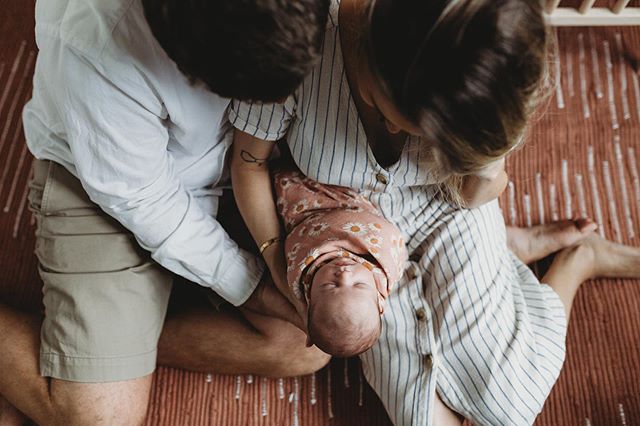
[48,45,263,305]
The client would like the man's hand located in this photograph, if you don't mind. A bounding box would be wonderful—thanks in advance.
[242,273,307,331]
[261,242,309,326]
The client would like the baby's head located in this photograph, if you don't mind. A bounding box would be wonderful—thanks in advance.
[307,257,383,357]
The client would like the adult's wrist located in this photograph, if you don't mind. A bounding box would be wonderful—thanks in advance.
[259,236,282,255]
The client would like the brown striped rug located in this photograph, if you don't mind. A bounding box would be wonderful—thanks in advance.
[1,1,639,424]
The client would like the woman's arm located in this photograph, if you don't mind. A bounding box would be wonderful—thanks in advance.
[230,130,296,309]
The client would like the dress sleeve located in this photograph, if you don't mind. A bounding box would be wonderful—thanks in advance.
[229,97,297,141]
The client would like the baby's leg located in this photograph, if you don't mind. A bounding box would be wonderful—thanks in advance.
[542,233,640,320]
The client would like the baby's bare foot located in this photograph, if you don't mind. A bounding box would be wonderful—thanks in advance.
[0,396,27,426]
[507,219,597,264]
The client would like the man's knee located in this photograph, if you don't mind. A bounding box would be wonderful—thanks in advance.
[48,377,151,426]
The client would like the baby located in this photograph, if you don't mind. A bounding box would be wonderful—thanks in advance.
[230,133,507,357]
[273,169,408,356]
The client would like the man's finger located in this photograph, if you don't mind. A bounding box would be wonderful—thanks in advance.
[262,285,307,331]
[248,281,306,331]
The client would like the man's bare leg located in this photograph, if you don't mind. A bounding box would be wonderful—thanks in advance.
[507,219,598,264]
[157,288,329,377]
[0,395,26,426]
[0,290,328,425]
[0,303,153,426]
[0,305,55,426]
[542,234,640,319]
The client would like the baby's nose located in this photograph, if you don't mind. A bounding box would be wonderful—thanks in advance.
[334,269,355,286]
[335,266,351,275]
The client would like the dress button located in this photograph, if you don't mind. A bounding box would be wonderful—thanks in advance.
[376,173,388,184]
[415,308,427,321]
[425,353,434,369]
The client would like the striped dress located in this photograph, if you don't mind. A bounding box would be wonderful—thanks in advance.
[230,2,567,424]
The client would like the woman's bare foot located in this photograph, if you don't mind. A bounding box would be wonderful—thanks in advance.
[555,234,640,281]
[543,234,640,319]
[0,396,27,426]
[507,219,598,264]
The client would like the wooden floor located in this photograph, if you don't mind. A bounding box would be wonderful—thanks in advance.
[1,1,639,425]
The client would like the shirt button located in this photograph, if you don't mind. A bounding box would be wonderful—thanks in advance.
[376,173,388,184]
[410,265,421,280]
[416,308,427,321]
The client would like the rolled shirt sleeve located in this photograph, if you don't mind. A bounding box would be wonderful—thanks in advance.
[44,45,263,305]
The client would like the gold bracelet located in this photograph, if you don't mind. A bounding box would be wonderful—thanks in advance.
[259,237,282,255]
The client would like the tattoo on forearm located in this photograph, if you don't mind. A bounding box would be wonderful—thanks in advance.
[240,150,269,166]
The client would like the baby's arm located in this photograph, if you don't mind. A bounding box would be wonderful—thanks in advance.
[460,158,508,208]
[230,130,292,305]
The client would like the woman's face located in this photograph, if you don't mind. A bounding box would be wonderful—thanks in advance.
[356,57,425,137]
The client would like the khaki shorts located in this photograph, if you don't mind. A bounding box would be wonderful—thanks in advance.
[29,160,175,383]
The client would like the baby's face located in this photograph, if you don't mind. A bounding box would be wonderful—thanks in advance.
[307,257,383,356]
[310,257,380,309]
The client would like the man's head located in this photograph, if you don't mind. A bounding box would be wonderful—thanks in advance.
[143,0,330,102]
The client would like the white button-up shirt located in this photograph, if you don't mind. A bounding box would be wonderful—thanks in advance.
[23,0,263,305]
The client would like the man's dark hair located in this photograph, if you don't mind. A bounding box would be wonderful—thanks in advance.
[143,0,330,102]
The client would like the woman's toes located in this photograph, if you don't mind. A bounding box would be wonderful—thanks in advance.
[508,219,600,265]
[550,219,596,247]
[572,218,597,234]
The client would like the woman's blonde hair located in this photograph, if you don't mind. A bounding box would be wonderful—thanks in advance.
[363,0,550,203]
